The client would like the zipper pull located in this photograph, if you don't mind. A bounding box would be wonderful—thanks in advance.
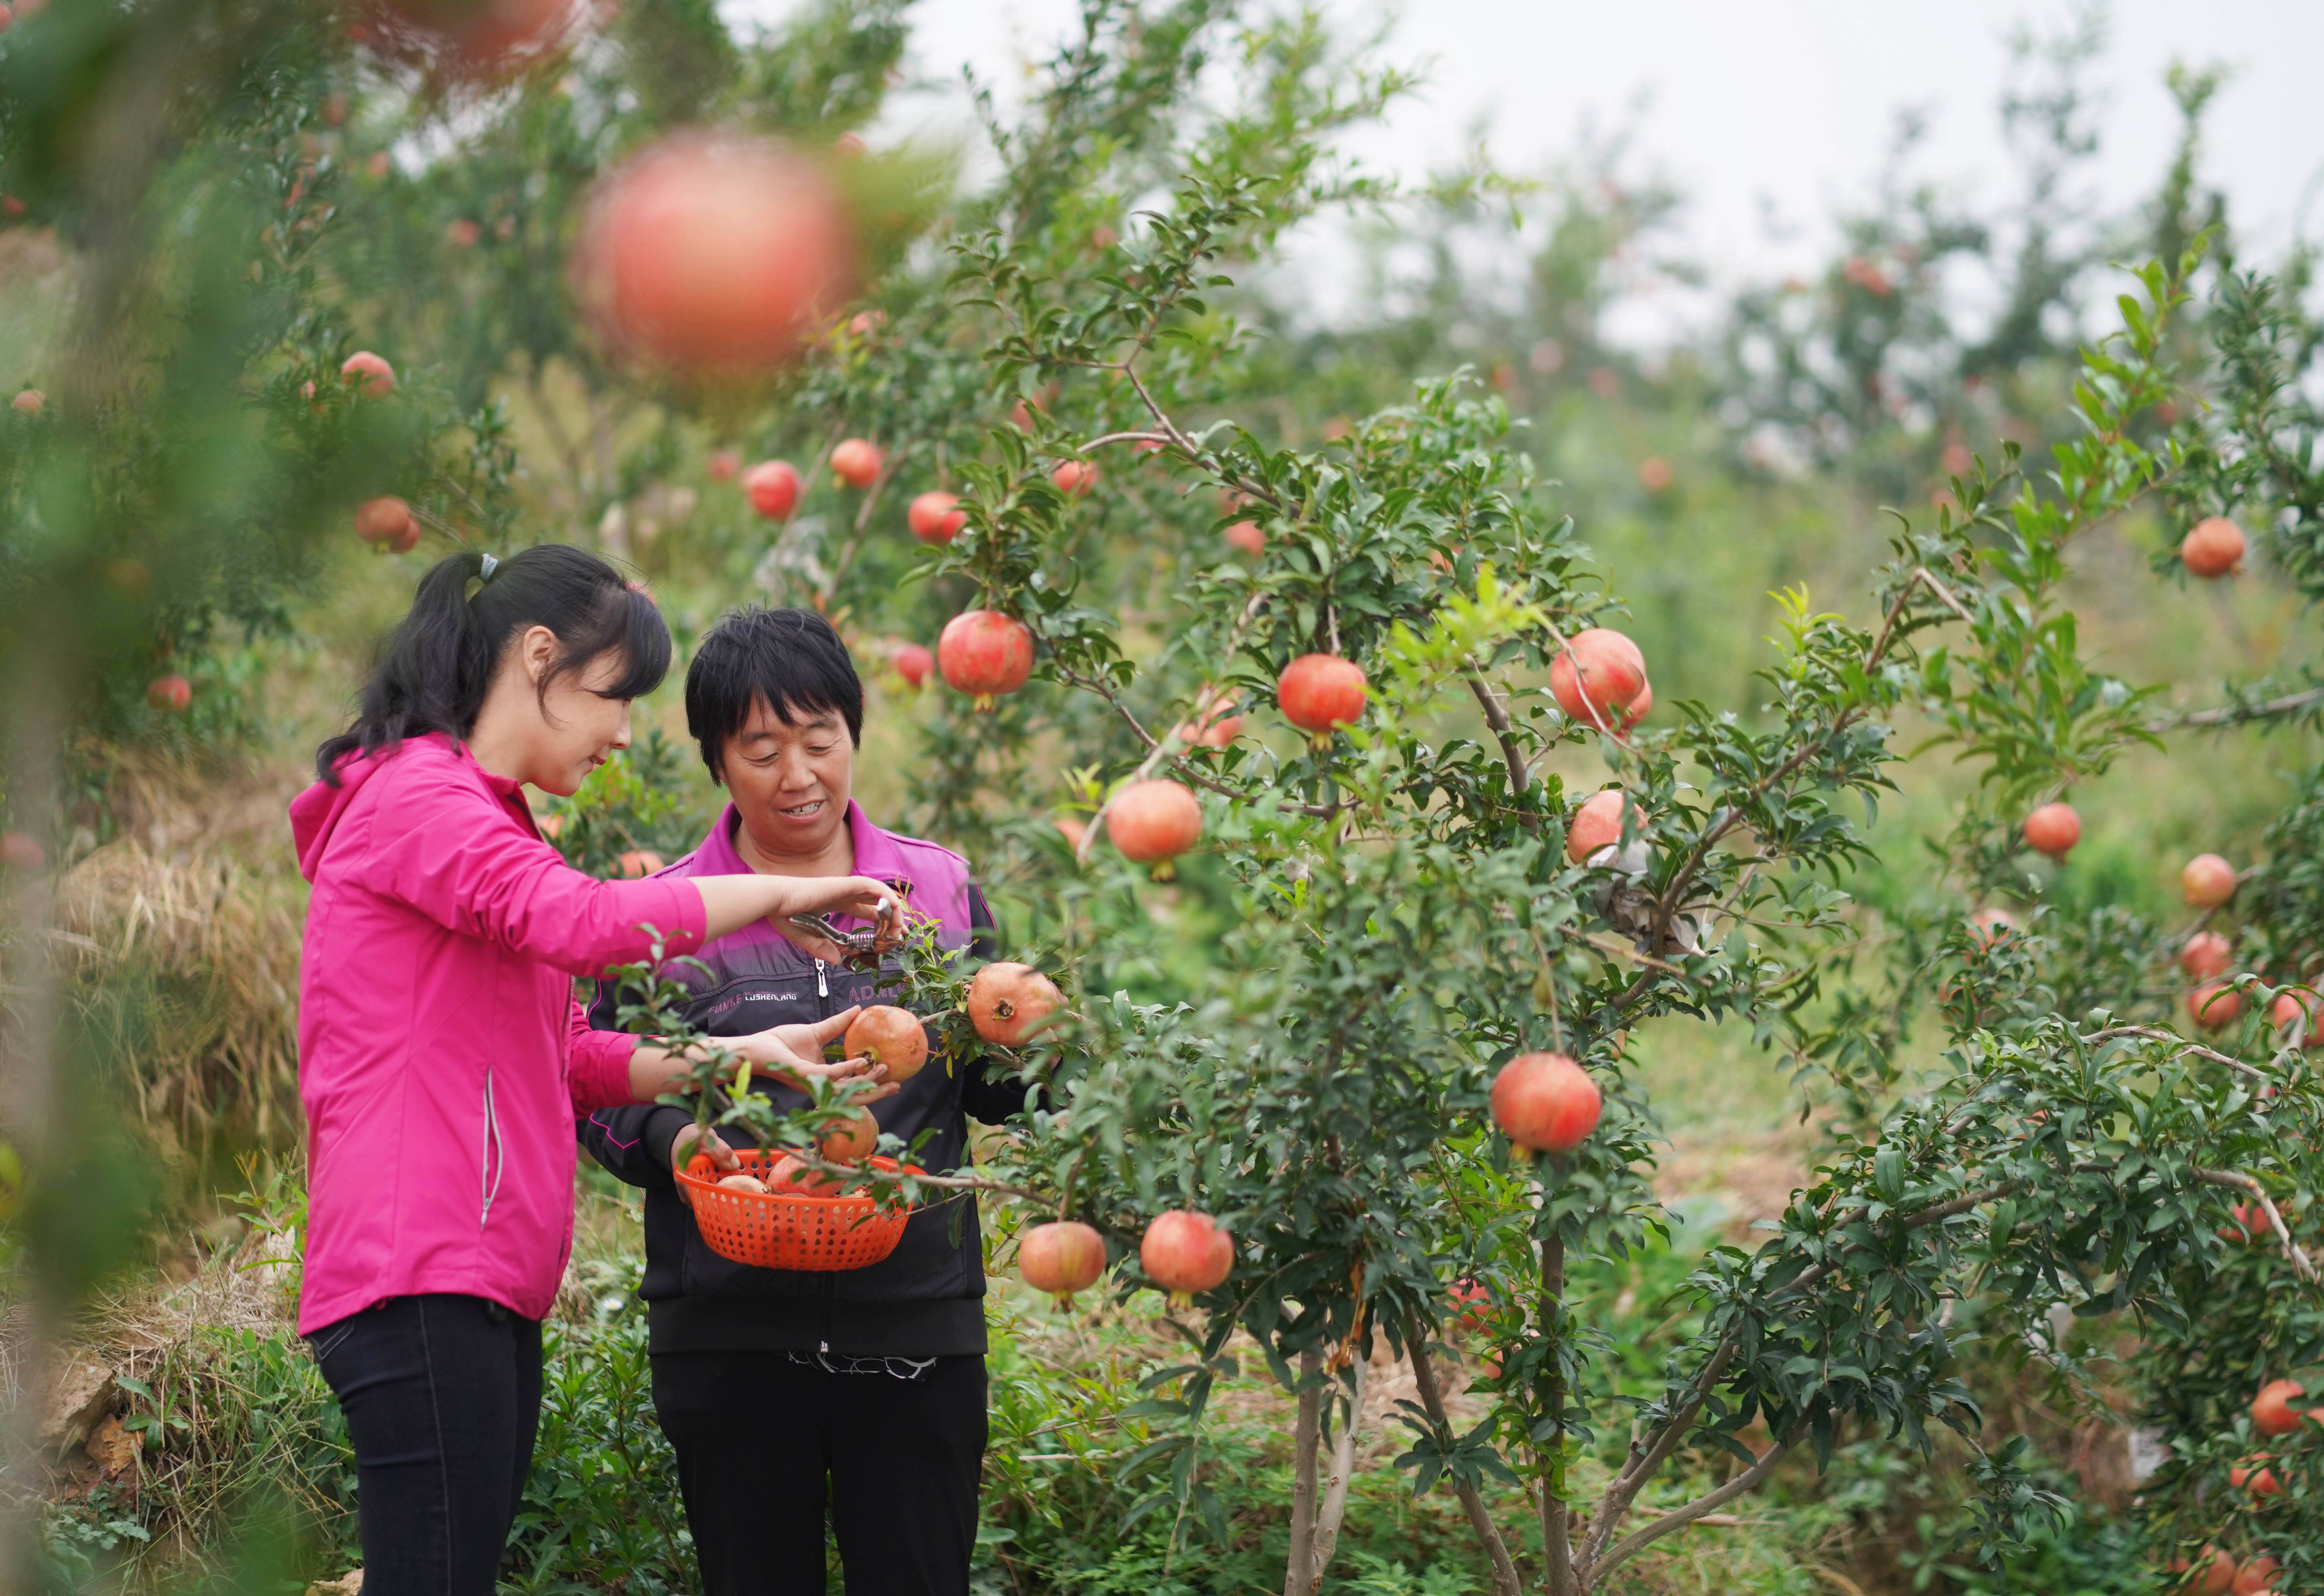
[816,959,828,998]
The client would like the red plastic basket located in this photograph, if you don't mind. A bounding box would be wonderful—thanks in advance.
[677,1150,915,1271]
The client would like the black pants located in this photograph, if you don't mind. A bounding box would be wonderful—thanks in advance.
[652,1350,987,1596]
[310,1294,544,1596]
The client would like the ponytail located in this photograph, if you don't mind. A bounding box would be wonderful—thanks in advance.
[316,544,671,783]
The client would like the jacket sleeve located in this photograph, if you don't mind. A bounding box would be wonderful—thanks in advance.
[366,769,706,978]
[566,1000,638,1112]
[957,881,1040,1125]
[578,1101,696,1190]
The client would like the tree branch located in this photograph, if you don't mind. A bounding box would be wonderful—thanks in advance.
[1584,1425,1803,1586]
[2190,1167,2318,1282]
[1464,662,1530,797]
[1283,1351,1323,1596]
[1409,1335,1523,1596]
[2148,684,2324,731]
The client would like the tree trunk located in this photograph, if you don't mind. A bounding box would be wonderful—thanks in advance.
[1410,1331,1523,1596]
[1282,1350,1324,1596]
[1309,1355,1365,1582]
[1539,1230,1577,1596]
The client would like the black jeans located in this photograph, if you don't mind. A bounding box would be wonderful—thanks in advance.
[652,1350,987,1596]
[309,1294,544,1596]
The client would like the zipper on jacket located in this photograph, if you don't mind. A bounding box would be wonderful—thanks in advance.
[479,1068,504,1230]
[815,959,828,998]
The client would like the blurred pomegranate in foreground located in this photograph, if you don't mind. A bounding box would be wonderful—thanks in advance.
[572,132,856,378]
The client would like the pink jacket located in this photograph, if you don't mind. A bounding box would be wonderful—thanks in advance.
[289,734,706,1333]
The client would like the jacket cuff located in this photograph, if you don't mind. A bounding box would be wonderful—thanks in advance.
[568,1026,639,1111]
[644,1105,696,1181]
[606,877,707,961]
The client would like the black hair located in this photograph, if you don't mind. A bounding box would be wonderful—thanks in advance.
[315,544,671,783]
[685,606,864,783]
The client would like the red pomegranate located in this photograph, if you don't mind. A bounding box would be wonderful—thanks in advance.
[1278,653,1367,744]
[11,388,43,415]
[845,1004,928,1084]
[743,460,801,520]
[764,1152,843,1197]
[146,674,192,712]
[1050,459,1097,497]
[892,643,932,689]
[2183,853,2238,909]
[908,490,966,543]
[445,218,481,248]
[571,132,855,377]
[1018,1220,1107,1305]
[1565,789,1639,865]
[831,438,882,488]
[1968,907,2019,949]
[2272,988,2322,1044]
[2188,981,2243,1031]
[2233,1555,2280,1596]
[1490,1051,1602,1157]
[1175,695,1242,749]
[937,609,1034,709]
[1224,519,1264,557]
[2181,516,2246,579]
[2251,1379,2315,1437]
[1054,816,1087,851]
[355,496,418,549]
[360,0,581,79]
[2023,802,2080,859]
[339,350,397,397]
[817,1106,880,1165]
[1140,1210,1234,1302]
[0,830,44,872]
[2220,1201,2267,1243]
[1448,1278,1494,1333]
[967,962,1064,1047]
[2229,1456,2281,1499]
[1106,780,1203,870]
[706,449,741,482]
[1549,629,1648,728]
[2180,931,2232,981]
[615,849,664,878]
[2175,1549,2237,1596]
[848,309,884,337]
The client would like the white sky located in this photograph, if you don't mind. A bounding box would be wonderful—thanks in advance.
[738,0,2324,333]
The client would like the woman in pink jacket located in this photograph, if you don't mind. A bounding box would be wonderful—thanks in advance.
[292,545,899,1595]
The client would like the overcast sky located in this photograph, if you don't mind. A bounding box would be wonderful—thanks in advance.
[737,0,2324,332]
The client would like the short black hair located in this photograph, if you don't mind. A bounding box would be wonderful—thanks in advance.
[686,606,864,782]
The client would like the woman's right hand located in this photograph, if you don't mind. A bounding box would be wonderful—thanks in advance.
[765,875,905,962]
[671,1122,738,1204]
[733,1007,902,1102]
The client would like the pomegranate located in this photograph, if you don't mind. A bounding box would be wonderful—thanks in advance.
[2271,988,2322,1044]
[1490,1051,1602,1157]
[817,1106,879,1164]
[2180,931,2232,980]
[744,460,801,520]
[1175,695,1242,749]
[2176,1549,2238,1596]
[445,218,481,248]
[848,309,884,337]
[908,490,967,543]
[0,830,44,872]
[615,849,664,878]
[1018,1220,1107,1305]
[1618,680,1653,733]
[2022,802,2080,859]
[146,675,192,712]
[2220,1201,2267,1242]
[844,1004,928,1083]
[2181,516,2246,579]
[764,1152,844,1197]
[1051,459,1097,497]
[1968,907,2019,949]
[706,449,740,482]
[1106,780,1203,871]
[571,132,855,377]
[2233,1556,2280,1596]
[2188,981,2243,1031]
[937,609,1034,709]
[1637,456,1673,493]
[1277,653,1367,744]
[360,0,581,79]
[892,643,932,689]
[2183,853,2238,909]
[2229,1457,2281,1499]
[1448,1278,1493,1333]
[355,496,418,549]
[1565,789,1640,865]
[1549,628,1648,728]
[339,351,397,397]
[967,962,1064,1047]
[2252,1379,2312,1436]
[1224,519,1264,557]
[1054,816,1087,851]
[1140,1210,1234,1302]
[831,438,882,489]
[717,1173,771,1194]
[11,388,42,415]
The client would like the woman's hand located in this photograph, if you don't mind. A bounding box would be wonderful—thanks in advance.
[765,875,906,963]
[732,1006,902,1102]
[671,1122,738,1205]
